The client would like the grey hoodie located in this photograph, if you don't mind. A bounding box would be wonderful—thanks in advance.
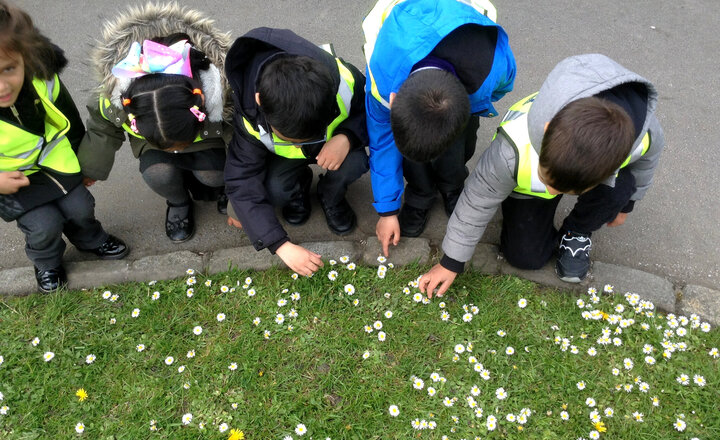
[442,54,665,267]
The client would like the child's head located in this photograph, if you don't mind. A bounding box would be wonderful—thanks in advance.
[122,73,206,150]
[256,54,336,141]
[390,69,470,163]
[0,0,63,107]
[539,96,635,195]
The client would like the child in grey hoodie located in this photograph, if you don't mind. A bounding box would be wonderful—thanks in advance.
[419,54,665,297]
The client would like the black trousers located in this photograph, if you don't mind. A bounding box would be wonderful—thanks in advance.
[500,169,636,270]
[15,184,108,270]
[402,116,480,210]
[264,147,369,207]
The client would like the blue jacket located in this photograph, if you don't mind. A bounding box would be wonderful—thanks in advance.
[365,0,516,214]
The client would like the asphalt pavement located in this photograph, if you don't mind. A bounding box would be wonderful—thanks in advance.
[3,0,719,292]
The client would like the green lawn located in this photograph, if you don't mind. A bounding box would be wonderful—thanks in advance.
[0,257,718,439]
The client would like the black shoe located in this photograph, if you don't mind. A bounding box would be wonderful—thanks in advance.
[217,193,228,215]
[166,202,195,242]
[282,169,312,226]
[556,231,592,283]
[34,266,67,293]
[319,196,356,235]
[81,235,129,260]
[399,204,429,237]
[441,189,462,217]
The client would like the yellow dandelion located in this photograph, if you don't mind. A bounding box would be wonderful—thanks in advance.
[601,311,610,320]
[594,421,607,432]
[228,429,245,440]
[75,388,88,402]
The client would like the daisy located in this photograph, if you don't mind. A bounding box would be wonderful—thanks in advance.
[291,273,299,280]
[220,285,229,293]
[229,362,238,371]
[294,423,307,436]
[244,276,252,285]
[427,387,436,397]
[486,415,497,431]
[362,351,370,360]
[364,325,373,333]
[470,385,481,396]
[506,347,515,355]
[263,330,271,339]
[247,288,256,297]
[651,396,660,406]
[384,310,393,319]
[85,354,96,364]
[219,423,229,432]
[183,382,190,389]
[623,358,634,370]
[462,313,473,322]
[589,430,600,440]
[346,263,356,270]
[701,322,711,332]
[186,269,195,275]
[43,351,54,362]
[517,298,527,308]
[676,374,690,385]
[344,284,355,295]
[340,255,350,263]
[75,422,85,434]
[165,356,174,365]
[693,375,706,387]
[480,369,491,381]
[377,255,387,263]
[454,344,465,354]
[288,309,298,318]
[186,276,196,286]
[186,350,195,358]
[443,397,454,407]
[181,413,192,425]
[495,387,507,400]
[253,317,261,326]
[328,259,337,266]
[674,418,686,432]
[275,314,285,325]
[439,301,446,308]
[709,347,719,359]
[604,284,614,293]
[136,344,146,352]
[178,365,185,373]
[388,405,400,417]
[204,279,212,287]
[277,298,287,307]
[0,406,7,415]
[374,321,383,330]
[131,308,140,318]
[186,288,194,298]
[441,311,450,321]
[413,293,423,303]
[560,411,570,421]
[378,331,386,342]
[413,377,425,390]
[632,411,644,422]
[193,326,203,335]
[577,381,586,390]
[102,290,112,300]
[216,313,226,322]
[291,292,300,301]
[587,347,597,356]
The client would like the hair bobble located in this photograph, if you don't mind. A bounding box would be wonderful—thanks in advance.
[127,113,140,134]
[189,105,206,122]
[122,98,131,106]
[192,88,203,96]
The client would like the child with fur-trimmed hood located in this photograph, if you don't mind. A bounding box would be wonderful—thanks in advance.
[77,2,233,243]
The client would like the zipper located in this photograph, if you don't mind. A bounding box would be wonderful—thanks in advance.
[40,169,68,195]
[10,105,23,125]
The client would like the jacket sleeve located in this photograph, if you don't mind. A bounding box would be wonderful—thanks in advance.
[627,114,664,202]
[366,90,404,215]
[54,78,85,149]
[332,60,368,150]
[76,93,128,180]
[441,132,518,269]
[224,119,289,253]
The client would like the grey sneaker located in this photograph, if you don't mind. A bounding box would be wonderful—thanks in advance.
[556,231,592,283]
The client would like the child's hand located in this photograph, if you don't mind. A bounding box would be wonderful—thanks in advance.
[419,264,458,298]
[276,242,324,276]
[376,215,400,257]
[82,177,97,187]
[316,134,350,170]
[0,171,30,195]
[227,217,243,229]
[607,212,628,227]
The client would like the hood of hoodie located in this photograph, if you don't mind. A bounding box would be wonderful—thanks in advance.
[527,54,658,153]
[224,27,342,125]
[91,2,232,122]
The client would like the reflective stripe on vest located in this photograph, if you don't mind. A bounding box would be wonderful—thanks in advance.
[242,57,355,159]
[362,0,498,109]
[0,75,80,175]
[499,93,651,199]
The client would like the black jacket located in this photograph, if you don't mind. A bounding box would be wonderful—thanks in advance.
[224,27,367,252]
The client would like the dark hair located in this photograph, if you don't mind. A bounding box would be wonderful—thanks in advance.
[256,55,336,140]
[540,96,635,193]
[0,0,66,80]
[390,69,470,162]
[122,73,205,149]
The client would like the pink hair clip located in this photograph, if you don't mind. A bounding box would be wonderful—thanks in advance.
[127,113,140,134]
[190,105,206,122]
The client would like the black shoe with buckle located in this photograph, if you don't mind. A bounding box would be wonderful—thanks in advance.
[81,234,129,260]
[34,266,67,293]
[556,231,592,283]
[282,169,312,226]
[441,189,462,217]
[217,193,228,215]
[319,196,356,235]
[166,202,195,242]
[399,204,429,237]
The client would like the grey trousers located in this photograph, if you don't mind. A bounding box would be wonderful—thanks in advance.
[15,185,108,270]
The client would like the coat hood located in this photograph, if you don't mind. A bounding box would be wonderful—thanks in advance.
[91,2,232,122]
[527,54,658,152]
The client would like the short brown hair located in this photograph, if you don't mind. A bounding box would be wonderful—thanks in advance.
[540,96,635,193]
[0,0,63,80]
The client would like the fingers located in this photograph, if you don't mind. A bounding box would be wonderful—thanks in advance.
[392,231,400,246]
[381,236,390,257]
[418,274,430,294]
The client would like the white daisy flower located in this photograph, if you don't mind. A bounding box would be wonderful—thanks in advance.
[701,322,711,332]
[186,350,195,358]
[85,354,96,364]
[344,284,355,295]
[151,291,160,301]
[291,292,300,301]
[443,397,454,407]
[131,308,140,318]
[110,294,119,302]
[178,365,185,373]
[346,263,356,270]
[294,423,307,436]
[373,321,383,330]
[75,422,85,433]
[585,397,596,407]
[412,377,425,390]
[427,387,436,397]
[674,418,686,432]
[384,310,393,319]
[164,356,174,365]
[623,358,634,370]
[186,288,194,298]
[560,411,569,421]
[495,387,507,400]
[462,313,473,322]
[136,344,146,352]
[218,422,228,432]
[275,314,285,325]
[604,407,614,417]
[102,291,112,300]
[486,415,497,431]
[454,344,465,354]
[340,256,350,263]
[253,317,261,326]
[43,351,54,362]
[181,413,192,425]
[693,375,706,387]
[291,273,299,280]
[186,277,196,286]
[229,362,237,371]
[412,293,423,303]
[506,347,515,355]
[441,311,450,321]
[264,330,271,339]
[577,381,586,390]
[388,404,400,417]
[362,351,370,360]
[0,406,7,415]
[517,298,527,308]
[186,269,195,275]
[377,255,387,263]
[288,309,298,318]
[378,331,386,342]
[192,326,202,335]
[677,374,690,385]
[632,411,644,422]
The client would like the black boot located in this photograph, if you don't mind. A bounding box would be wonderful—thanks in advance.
[399,203,429,237]
[441,189,463,217]
[217,193,228,215]
[34,266,67,294]
[166,202,195,242]
[282,169,312,226]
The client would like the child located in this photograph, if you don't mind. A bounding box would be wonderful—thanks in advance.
[363,0,516,257]
[77,3,232,242]
[224,27,369,276]
[419,54,665,297]
[0,0,128,293]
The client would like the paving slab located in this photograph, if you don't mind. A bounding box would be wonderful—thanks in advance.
[66,260,130,290]
[590,262,676,314]
[678,284,720,326]
[468,243,501,275]
[128,251,204,283]
[206,246,282,274]
[0,267,36,297]
[362,236,431,266]
[499,258,587,292]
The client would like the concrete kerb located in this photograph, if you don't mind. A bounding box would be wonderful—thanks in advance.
[1,238,718,326]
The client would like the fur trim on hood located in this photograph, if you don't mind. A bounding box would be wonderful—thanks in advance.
[92,2,232,122]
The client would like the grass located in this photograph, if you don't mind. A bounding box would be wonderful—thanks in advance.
[0,257,718,439]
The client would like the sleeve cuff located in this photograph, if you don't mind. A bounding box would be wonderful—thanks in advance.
[267,237,290,254]
[621,200,635,214]
[440,254,465,273]
[378,209,399,217]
